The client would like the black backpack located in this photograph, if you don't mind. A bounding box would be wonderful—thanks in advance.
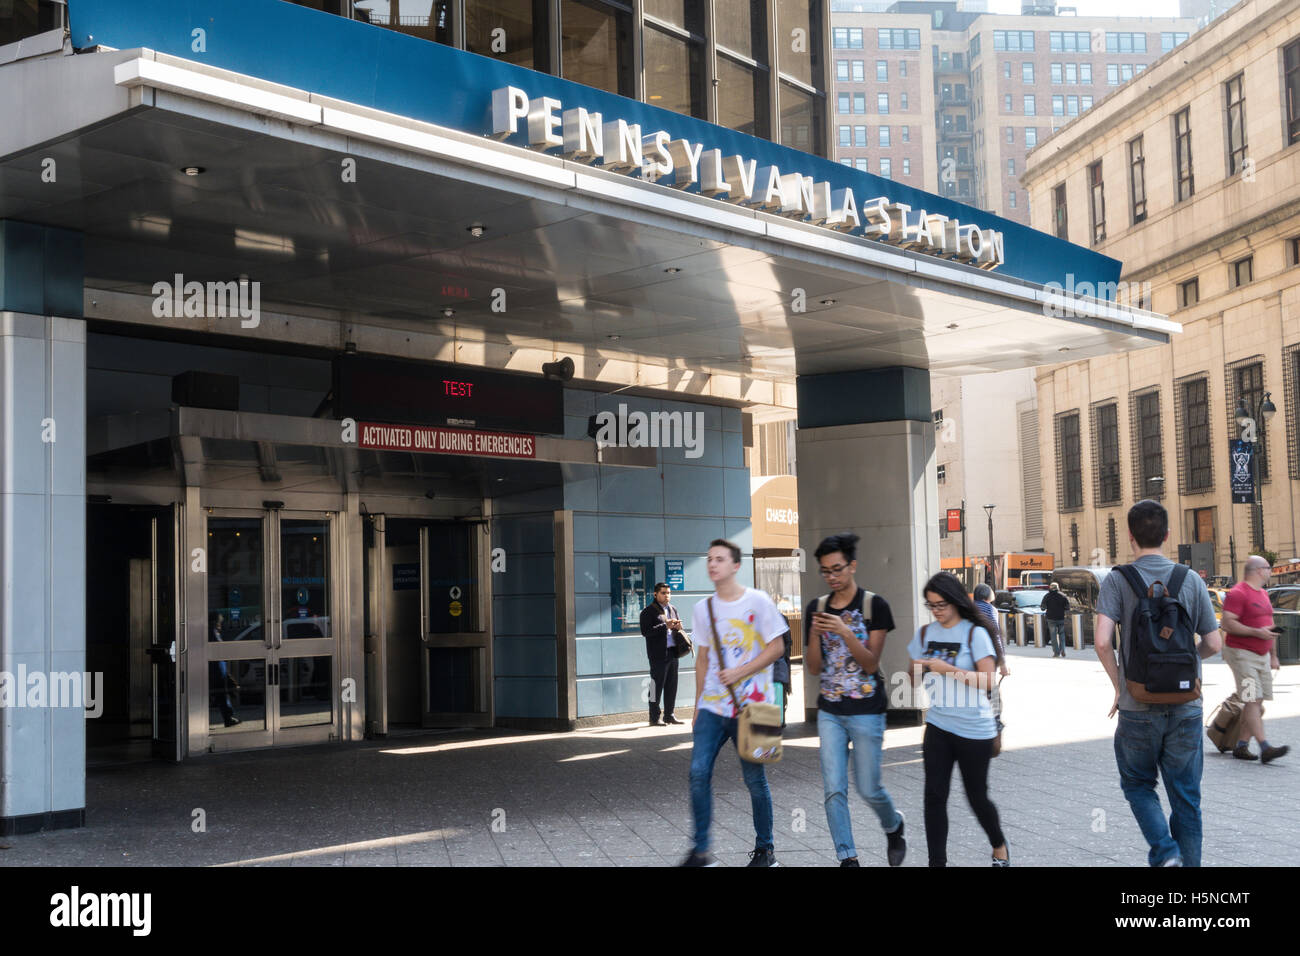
[1113,564,1201,704]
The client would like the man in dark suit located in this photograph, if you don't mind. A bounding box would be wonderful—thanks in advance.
[641,583,686,726]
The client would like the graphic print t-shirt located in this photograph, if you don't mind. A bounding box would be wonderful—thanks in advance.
[906,619,998,740]
[692,588,788,719]
[803,589,896,715]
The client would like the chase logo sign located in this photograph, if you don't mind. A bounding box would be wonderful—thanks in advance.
[491,86,1006,270]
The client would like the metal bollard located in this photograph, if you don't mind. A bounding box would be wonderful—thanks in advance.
[998,609,1014,646]
[1032,614,1044,648]
[1070,612,1084,651]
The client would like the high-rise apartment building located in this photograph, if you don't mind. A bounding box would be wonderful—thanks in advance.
[831,1,1198,224]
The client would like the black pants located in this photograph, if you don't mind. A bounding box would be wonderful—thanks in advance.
[649,655,678,720]
[923,723,1005,866]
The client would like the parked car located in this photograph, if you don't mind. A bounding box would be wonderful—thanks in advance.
[1266,587,1300,664]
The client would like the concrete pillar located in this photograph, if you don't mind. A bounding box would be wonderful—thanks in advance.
[796,367,938,722]
[0,222,85,834]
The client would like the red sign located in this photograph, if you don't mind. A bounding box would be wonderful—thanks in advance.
[358,422,536,458]
[946,508,963,532]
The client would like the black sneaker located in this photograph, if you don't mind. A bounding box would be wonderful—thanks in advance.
[1232,743,1259,761]
[747,848,779,867]
[886,812,907,867]
[1261,744,1290,764]
[840,857,860,867]
[680,851,717,867]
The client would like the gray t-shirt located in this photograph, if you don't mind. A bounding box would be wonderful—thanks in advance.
[1096,554,1218,712]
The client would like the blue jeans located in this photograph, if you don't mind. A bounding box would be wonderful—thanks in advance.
[689,708,774,855]
[818,711,901,860]
[1047,619,1066,655]
[1114,702,1203,867]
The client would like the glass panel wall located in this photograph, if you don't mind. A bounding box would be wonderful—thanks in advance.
[644,22,706,118]
[0,0,65,47]
[466,0,547,72]
[559,0,634,97]
[718,53,771,140]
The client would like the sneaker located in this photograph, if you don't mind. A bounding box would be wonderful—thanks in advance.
[840,857,860,867]
[886,812,907,867]
[680,851,717,867]
[747,848,779,867]
[1232,743,1259,761]
[1160,856,1183,867]
[1261,744,1290,764]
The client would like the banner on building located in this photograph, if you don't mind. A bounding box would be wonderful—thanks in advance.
[1230,439,1255,504]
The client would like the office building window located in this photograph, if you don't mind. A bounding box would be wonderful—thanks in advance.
[937,464,946,484]
[880,157,892,178]
[1050,31,1091,53]
[644,24,707,119]
[855,157,868,171]
[994,30,1035,52]
[1080,63,1092,84]
[877,93,889,113]
[1177,376,1213,493]
[839,158,852,167]
[1053,182,1068,239]
[465,0,541,69]
[1228,359,1269,480]
[1089,160,1106,244]
[1287,38,1300,145]
[854,92,866,113]
[1290,236,1300,267]
[560,0,634,97]
[1161,32,1188,51]
[899,60,907,77]
[877,59,888,81]
[1067,95,1079,116]
[901,125,910,142]
[878,28,919,50]
[837,92,850,114]
[833,27,848,49]
[1025,127,1037,147]
[1051,62,1063,84]
[836,59,849,80]
[1106,32,1147,54]
[902,158,911,175]
[714,2,768,62]
[837,125,850,147]
[1092,402,1121,505]
[1107,63,1119,85]
[1024,94,1036,115]
[1226,72,1248,176]
[900,92,908,110]
[1006,126,1015,143]
[1179,277,1199,309]
[1053,95,1065,116]
[1065,63,1077,84]
[778,79,822,154]
[1022,62,1034,83]
[1081,95,1093,111]
[1174,106,1194,201]
[1004,94,1013,112]
[832,26,863,50]
[1008,190,1017,208]
[1007,158,1016,176]
[1056,411,1084,512]
[1232,255,1254,288]
[1131,389,1165,499]
[852,59,865,81]
[1004,61,1012,79]
[716,51,770,139]
[854,124,867,147]
[879,125,891,146]
[1129,135,1146,224]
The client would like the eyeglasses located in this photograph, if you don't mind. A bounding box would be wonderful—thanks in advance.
[818,564,849,577]
[924,600,950,610]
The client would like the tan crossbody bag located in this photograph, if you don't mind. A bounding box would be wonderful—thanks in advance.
[707,597,783,764]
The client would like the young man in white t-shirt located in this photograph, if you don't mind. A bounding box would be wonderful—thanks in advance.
[681,539,789,867]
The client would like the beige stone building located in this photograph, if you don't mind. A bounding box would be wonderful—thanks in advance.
[1023,0,1300,576]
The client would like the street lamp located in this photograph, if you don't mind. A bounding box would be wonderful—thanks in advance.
[1235,391,1277,552]
[983,504,996,588]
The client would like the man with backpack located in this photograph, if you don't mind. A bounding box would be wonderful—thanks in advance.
[1094,500,1222,867]
[805,533,906,867]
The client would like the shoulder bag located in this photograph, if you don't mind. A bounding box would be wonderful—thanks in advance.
[707,597,783,764]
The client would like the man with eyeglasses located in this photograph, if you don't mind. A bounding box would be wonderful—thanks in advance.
[804,533,906,867]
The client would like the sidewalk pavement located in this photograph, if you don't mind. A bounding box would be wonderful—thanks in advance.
[2,648,1296,866]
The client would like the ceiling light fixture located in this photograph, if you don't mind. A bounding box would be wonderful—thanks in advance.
[181,166,205,176]
[820,298,836,306]
[441,307,455,319]
[664,267,682,274]
[467,224,486,238]
[607,334,621,340]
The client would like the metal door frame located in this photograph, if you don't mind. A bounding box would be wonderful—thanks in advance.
[420,518,493,728]
[203,505,341,752]
[150,503,185,761]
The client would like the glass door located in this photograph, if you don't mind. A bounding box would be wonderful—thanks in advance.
[148,505,183,760]
[205,509,338,750]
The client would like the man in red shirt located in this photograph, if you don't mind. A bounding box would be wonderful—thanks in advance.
[1220,556,1289,763]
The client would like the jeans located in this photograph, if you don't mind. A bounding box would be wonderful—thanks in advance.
[648,654,678,721]
[1114,702,1203,867]
[923,723,1004,866]
[1047,619,1066,655]
[818,711,901,860]
[689,708,774,854]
